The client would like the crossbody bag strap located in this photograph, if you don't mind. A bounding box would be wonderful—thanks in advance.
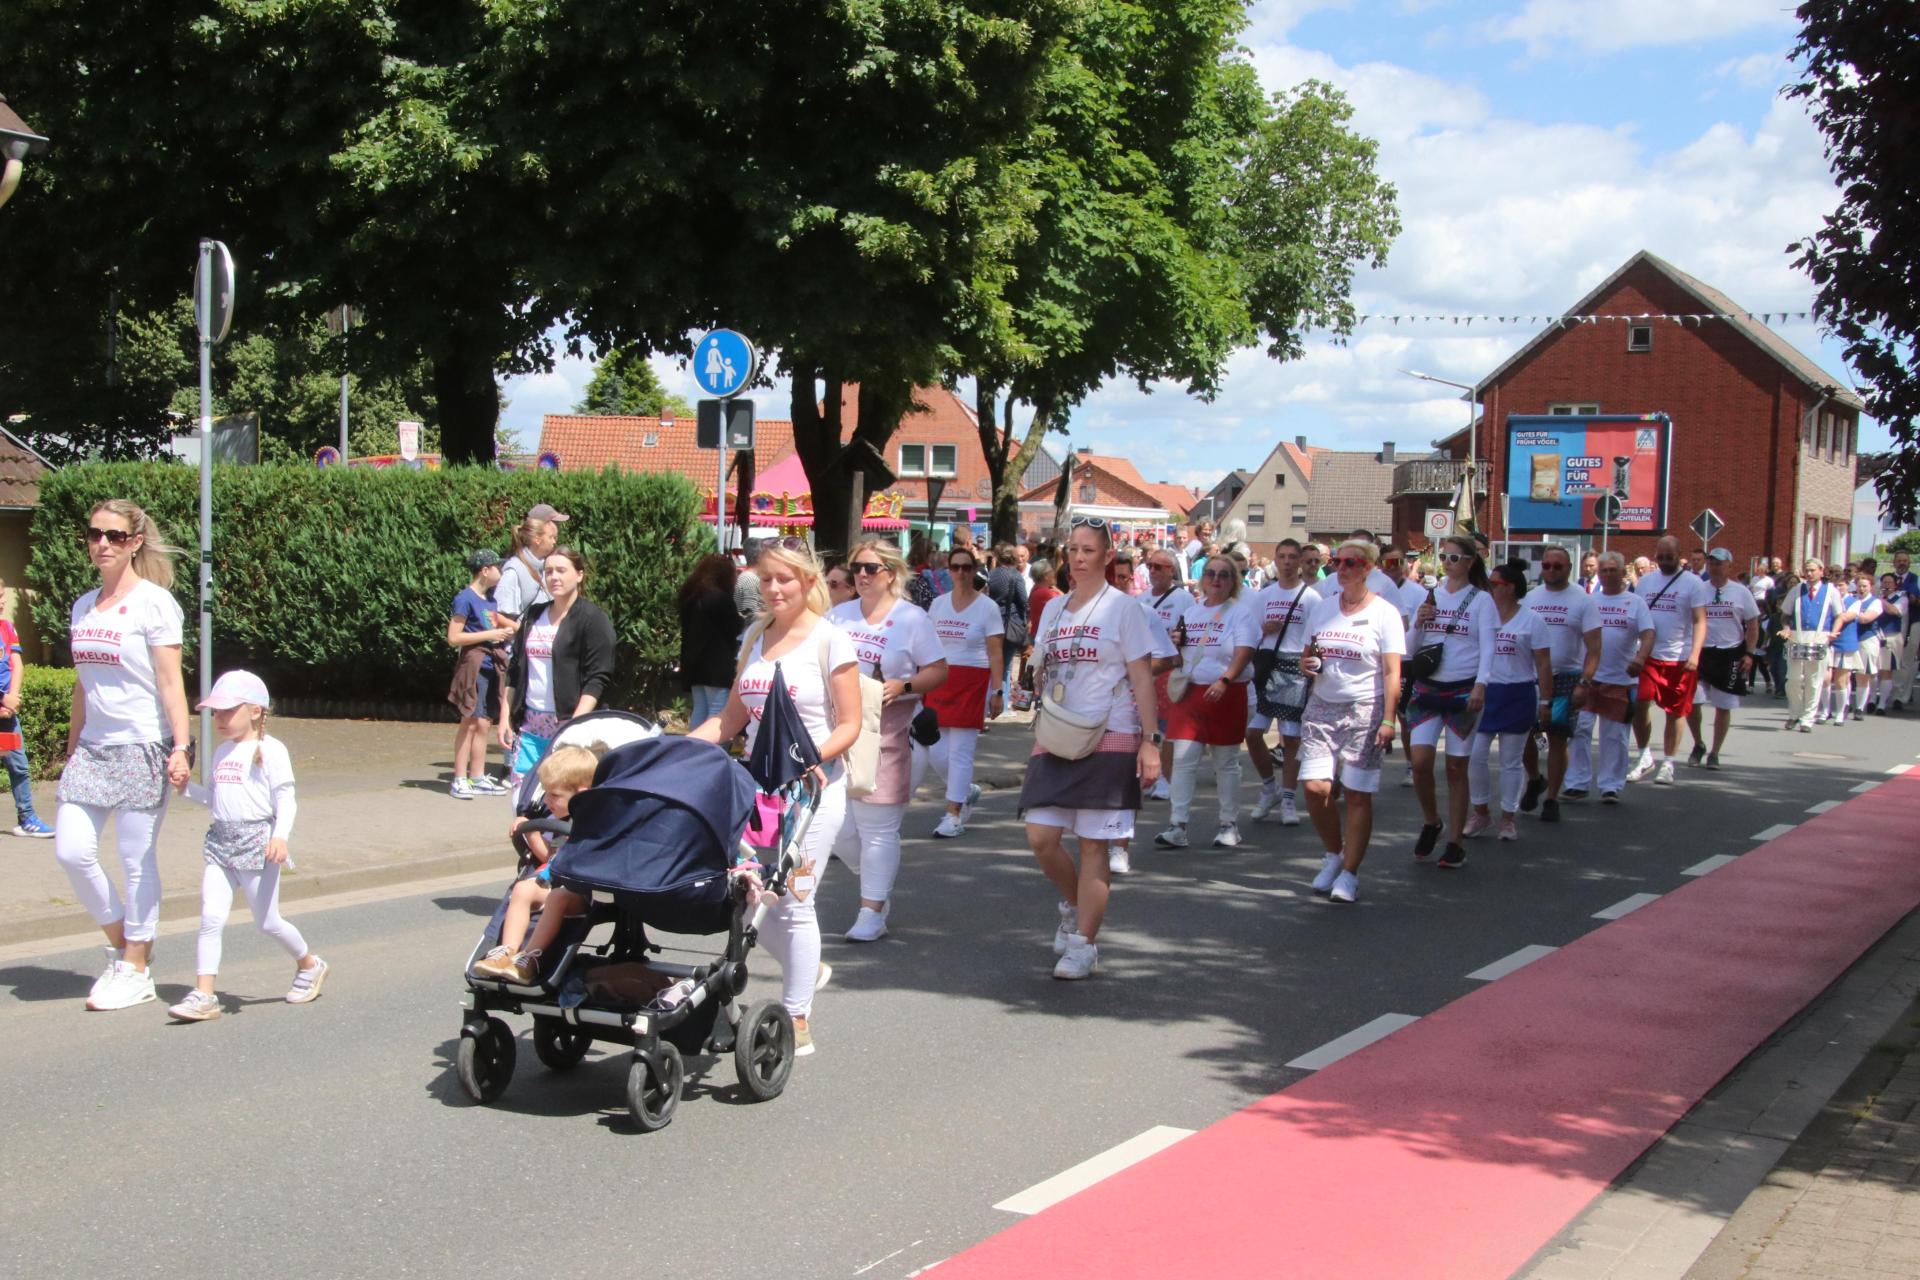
[1260,590,1306,651]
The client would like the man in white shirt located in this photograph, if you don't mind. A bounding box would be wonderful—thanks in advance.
[1684,548,1761,768]
[1519,545,1601,820]
[1244,539,1320,824]
[1565,551,1655,801]
[1627,535,1710,786]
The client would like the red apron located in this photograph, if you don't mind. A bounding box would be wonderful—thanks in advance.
[1166,681,1251,745]
[925,663,991,730]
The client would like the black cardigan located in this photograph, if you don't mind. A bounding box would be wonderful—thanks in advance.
[679,587,744,689]
[505,597,618,729]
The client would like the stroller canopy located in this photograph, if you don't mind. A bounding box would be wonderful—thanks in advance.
[552,736,758,902]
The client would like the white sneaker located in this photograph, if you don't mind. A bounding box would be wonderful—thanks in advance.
[1109,845,1132,875]
[1311,853,1343,895]
[1213,823,1243,848]
[286,957,329,1004]
[844,905,889,943]
[450,777,477,800]
[1329,870,1359,904]
[1654,760,1676,786]
[1052,934,1099,980]
[1626,754,1655,783]
[168,990,221,1022]
[1154,825,1189,848]
[1250,780,1281,820]
[967,783,982,807]
[87,946,122,1004]
[86,962,156,1011]
[932,812,966,838]
[1400,766,1416,787]
[1053,901,1077,955]
[1148,778,1171,801]
[1279,792,1301,826]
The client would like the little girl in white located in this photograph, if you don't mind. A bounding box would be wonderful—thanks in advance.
[167,670,327,1021]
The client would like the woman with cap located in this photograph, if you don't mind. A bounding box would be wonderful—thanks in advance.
[675,553,743,729]
[53,498,194,1012]
[499,546,617,783]
[496,502,568,624]
[448,549,515,798]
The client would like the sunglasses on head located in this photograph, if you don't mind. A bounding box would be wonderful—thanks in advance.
[850,561,886,575]
[1069,515,1109,531]
[85,527,135,547]
[773,536,808,552]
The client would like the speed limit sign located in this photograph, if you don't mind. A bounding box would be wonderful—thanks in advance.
[1424,508,1455,540]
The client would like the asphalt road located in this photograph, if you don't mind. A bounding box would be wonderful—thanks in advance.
[2,700,1913,1280]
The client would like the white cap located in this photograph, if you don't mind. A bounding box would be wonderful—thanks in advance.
[198,670,271,711]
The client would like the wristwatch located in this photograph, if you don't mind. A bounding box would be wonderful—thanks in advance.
[1147,731,1165,746]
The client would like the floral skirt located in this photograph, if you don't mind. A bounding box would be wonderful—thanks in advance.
[204,817,279,871]
[58,741,169,811]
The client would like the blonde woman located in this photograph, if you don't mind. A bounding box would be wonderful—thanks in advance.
[1156,553,1258,849]
[692,541,859,1057]
[828,538,947,943]
[55,499,193,1011]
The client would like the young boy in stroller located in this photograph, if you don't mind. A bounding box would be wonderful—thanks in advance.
[470,743,600,982]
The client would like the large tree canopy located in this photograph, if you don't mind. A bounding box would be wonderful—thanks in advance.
[1789,0,1920,523]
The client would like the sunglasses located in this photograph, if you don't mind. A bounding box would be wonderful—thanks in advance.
[1439,551,1473,564]
[85,527,135,547]
[1069,515,1109,530]
[1202,569,1235,581]
[949,561,976,572]
[1330,555,1370,570]
[773,536,808,552]
[850,562,886,575]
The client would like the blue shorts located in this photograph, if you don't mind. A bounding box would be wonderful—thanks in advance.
[512,731,552,777]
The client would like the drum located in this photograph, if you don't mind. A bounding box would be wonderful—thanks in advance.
[1788,628,1830,664]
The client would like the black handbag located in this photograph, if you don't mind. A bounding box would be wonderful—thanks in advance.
[1406,585,1474,682]
[1251,592,1312,719]
[1699,645,1750,695]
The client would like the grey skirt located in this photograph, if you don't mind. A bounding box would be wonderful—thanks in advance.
[57,741,169,812]
[204,818,277,871]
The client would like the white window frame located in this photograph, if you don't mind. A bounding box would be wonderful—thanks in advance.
[1548,402,1601,416]
[1247,503,1266,526]
[898,443,927,477]
[928,443,958,478]
[1627,325,1653,353]
[1290,503,1308,525]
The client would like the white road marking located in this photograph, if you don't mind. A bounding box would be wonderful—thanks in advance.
[853,1241,924,1276]
[1284,1013,1422,1071]
[1851,781,1883,794]
[993,1126,1195,1215]
[1594,892,1662,920]
[1752,823,1798,842]
[1682,855,1739,877]
[1806,800,1842,814]
[1466,944,1558,982]
[1890,764,1913,775]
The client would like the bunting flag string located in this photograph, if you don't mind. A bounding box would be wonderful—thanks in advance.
[1349,310,1816,327]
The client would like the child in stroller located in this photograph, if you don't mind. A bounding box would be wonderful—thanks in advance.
[470,743,601,982]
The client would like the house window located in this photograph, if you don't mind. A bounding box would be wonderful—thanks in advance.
[1804,516,1820,565]
[929,444,958,477]
[1815,415,1828,457]
[1627,325,1653,353]
[1273,474,1286,487]
[1548,403,1601,416]
[1290,504,1308,525]
[1247,503,1266,527]
[899,444,926,476]
[1827,520,1849,568]
[1842,419,1854,462]
[641,433,659,448]
[1078,482,1096,502]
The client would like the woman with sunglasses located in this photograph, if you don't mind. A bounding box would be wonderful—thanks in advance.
[823,561,858,609]
[829,538,948,943]
[1023,516,1161,978]
[1469,562,1555,845]
[54,500,194,1011]
[1407,534,1495,868]
[922,548,1004,837]
[692,541,858,1056]
[1297,540,1404,903]
[1156,554,1259,849]
[499,547,617,783]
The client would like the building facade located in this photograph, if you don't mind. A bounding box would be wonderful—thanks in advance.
[1220,439,1319,557]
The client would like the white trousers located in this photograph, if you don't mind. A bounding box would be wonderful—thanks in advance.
[197,862,309,975]
[833,796,906,905]
[1898,630,1919,705]
[758,777,846,1019]
[1565,711,1632,794]
[925,727,980,806]
[1470,732,1528,812]
[1169,739,1242,828]
[54,800,169,943]
[1787,653,1828,726]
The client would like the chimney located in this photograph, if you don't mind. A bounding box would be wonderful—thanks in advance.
[1380,441,1396,464]
[1295,434,1308,450]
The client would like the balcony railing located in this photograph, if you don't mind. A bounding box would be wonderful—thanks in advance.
[1391,458,1476,498]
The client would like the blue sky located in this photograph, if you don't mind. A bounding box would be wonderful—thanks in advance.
[499,0,1875,487]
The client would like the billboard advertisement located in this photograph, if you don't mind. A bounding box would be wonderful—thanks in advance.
[1504,414,1671,534]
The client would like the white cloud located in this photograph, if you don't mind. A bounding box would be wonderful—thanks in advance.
[1489,0,1794,56]
[1716,51,1787,90]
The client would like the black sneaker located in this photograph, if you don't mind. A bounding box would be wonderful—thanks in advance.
[1437,843,1466,869]
[1601,790,1621,804]
[1540,798,1561,823]
[1687,745,1706,766]
[1520,776,1547,812]
[1560,788,1588,800]
[1413,823,1442,860]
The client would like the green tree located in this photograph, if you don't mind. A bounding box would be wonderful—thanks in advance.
[1789,0,1919,523]
[573,349,694,419]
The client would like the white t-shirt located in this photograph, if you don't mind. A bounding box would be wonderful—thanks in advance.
[1592,591,1655,685]
[927,592,1004,669]
[1750,574,1776,603]
[1525,585,1600,673]
[737,621,858,755]
[1177,597,1260,685]
[828,599,945,690]
[1479,606,1550,686]
[1143,585,1193,633]
[1305,593,1407,703]
[523,621,560,713]
[1636,569,1711,662]
[1393,576,1428,626]
[1035,586,1155,733]
[1702,580,1761,649]
[182,735,297,839]
[1365,567,1398,601]
[1135,599,1178,661]
[495,551,547,618]
[1249,581,1321,653]
[69,578,185,746]
[1414,583,1496,683]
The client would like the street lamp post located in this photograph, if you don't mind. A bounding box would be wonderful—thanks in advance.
[324,305,359,460]
[1402,368,1481,538]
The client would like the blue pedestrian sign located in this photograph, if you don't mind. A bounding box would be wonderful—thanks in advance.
[695,329,757,399]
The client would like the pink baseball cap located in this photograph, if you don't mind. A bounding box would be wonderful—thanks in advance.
[198,670,272,710]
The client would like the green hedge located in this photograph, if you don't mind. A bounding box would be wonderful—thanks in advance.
[15,665,76,779]
[29,462,708,708]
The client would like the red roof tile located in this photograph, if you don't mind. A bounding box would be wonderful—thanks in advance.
[537,414,796,496]
[0,427,49,509]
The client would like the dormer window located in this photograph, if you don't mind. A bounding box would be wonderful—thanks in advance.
[1627,324,1653,353]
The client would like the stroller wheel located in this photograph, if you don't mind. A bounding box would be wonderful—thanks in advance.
[733,1000,795,1102]
[627,1043,683,1132]
[457,1016,516,1103]
[532,1016,593,1072]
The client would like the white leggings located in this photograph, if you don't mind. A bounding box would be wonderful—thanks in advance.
[926,727,981,806]
[197,862,308,975]
[54,800,169,943]
[1170,739,1243,827]
[1470,731,1529,813]
[833,796,907,904]
[758,777,846,1019]
[1566,712,1633,794]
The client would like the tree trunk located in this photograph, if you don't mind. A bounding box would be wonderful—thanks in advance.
[432,324,501,465]
[990,394,1057,546]
[792,370,856,557]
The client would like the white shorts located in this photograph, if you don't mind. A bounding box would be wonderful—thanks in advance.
[1702,685,1741,712]
[1297,756,1382,793]
[1245,683,1301,736]
[1025,806,1135,843]
[1409,716,1473,755]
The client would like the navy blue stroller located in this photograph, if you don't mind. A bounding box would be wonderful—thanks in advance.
[457,710,819,1130]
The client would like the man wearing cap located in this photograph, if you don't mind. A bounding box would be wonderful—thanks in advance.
[448,549,515,798]
[1684,548,1760,767]
[496,502,568,623]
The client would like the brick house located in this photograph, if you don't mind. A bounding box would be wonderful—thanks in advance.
[1456,250,1863,566]
[1220,438,1322,557]
[1017,449,1190,542]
